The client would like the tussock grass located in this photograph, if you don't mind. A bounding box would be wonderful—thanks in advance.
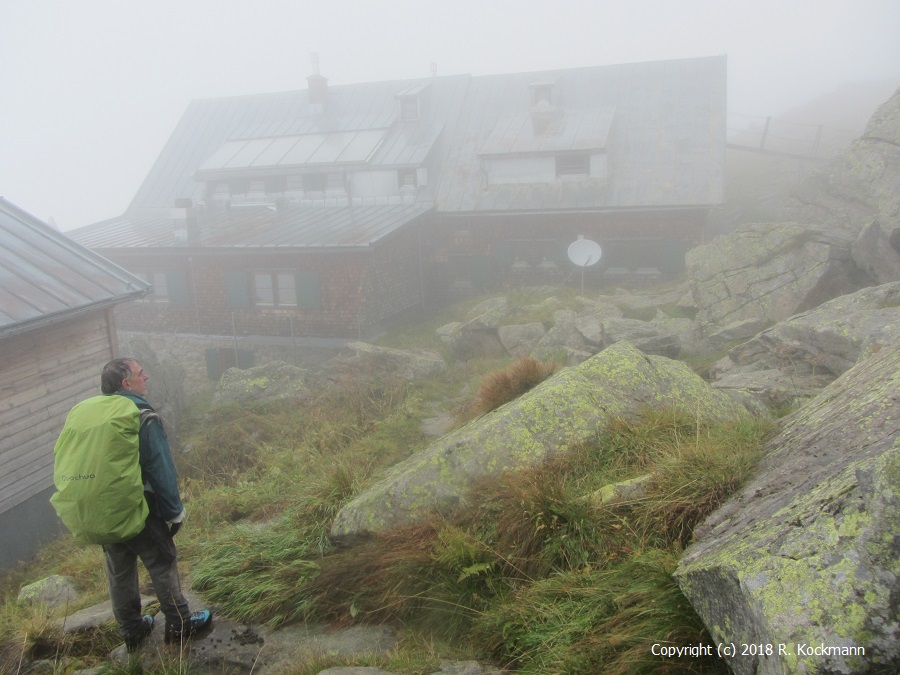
[296,408,772,672]
[469,356,559,417]
[1,296,774,672]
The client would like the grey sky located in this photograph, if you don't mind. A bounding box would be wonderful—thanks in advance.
[1,0,898,231]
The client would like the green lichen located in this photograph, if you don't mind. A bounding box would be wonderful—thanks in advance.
[332,341,749,537]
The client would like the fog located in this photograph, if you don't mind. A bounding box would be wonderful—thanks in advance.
[1,0,898,231]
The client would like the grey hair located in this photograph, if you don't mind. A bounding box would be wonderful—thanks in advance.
[101,358,138,394]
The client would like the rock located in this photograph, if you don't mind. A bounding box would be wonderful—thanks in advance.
[675,344,900,674]
[651,314,702,357]
[463,297,510,325]
[446,302,511,360]
[212,361,309,407]
[497,322,547,357]
[530,311,586,362]
[588,474,652,507]
[18,575,79,608]
[783,88,900,232]
[851,218,900,284]
[56,596,154,633]
[331,341,751,538]
[345,342,446,380]
[725,281,900,379]
[711,368,833,410]
[436,321,462,345]
[705,318,769,348]
[686,222,865,336]
[595,318,681,358]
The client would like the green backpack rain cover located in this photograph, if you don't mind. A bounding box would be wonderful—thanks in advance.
[50,395,151,545]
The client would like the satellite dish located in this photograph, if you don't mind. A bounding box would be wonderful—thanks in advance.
[567,237,602,267]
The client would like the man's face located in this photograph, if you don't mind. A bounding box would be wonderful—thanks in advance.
[123,361,149,396]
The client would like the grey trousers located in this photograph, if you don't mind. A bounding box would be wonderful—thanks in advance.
[103,510,190,636]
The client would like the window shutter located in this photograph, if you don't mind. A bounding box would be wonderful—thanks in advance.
[295,271,321,309]
[225,271,251,308]
[166,271,191,306]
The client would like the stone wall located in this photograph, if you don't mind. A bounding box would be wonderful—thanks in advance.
[117,331,348,397]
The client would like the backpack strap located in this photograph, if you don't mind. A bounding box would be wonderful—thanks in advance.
[139,409,160,428]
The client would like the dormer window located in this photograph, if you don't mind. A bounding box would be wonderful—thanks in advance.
[529,80,558,106]
[556,153,590,177]
[532,84,553,105]
[398,169,418,189]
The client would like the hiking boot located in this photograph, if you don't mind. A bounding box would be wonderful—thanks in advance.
[124,614,154,653]
[164,609,213,644]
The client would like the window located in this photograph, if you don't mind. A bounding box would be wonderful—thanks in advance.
[227,270,320,309]
[302,173,326,192]
[398,169,417,189]
[253,272,297,307]
[532,84,553,105]
[556,153,590,177]
[136,271,190,305]
[325,172,345,191]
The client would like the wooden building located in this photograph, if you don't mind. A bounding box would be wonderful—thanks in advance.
[0,198,148,567]
[69,56,726,340]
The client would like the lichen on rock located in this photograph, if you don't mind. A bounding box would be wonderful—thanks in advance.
[331,341,750,539]
[675,344,900,674]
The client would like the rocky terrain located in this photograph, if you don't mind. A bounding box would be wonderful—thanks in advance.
[25,88,900,673]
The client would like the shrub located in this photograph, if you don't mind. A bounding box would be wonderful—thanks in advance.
[470,356,559,417]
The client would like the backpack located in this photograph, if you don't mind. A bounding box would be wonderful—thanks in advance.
[50,395,157,545]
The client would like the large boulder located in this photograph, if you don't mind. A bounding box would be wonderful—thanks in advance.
[851,218,900,284]
[497,322,547,357]
[531,311,681,364]
[212,361,309,407]
[686,222,864,336]
[709,281,900,409]
[783,88,900,233]
[675,344,900,674]
[344,342,446,380]
[719,281,900,380]
[18,575,79,608]
[331,341,750,539]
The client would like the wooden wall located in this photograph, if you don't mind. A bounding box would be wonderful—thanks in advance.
[0,311,116,518]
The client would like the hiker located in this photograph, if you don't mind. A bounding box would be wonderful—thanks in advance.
[97,358,212,651]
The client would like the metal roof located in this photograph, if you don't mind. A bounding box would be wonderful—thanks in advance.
[436,55,727,213]
[0,197,149,337]
[68,204,434,250]
[478,108,615,156]
[129,75,470,211]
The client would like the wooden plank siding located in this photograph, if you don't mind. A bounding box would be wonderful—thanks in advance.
[0,312,116,515]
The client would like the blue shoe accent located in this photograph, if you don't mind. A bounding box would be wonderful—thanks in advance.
[164,609,213,644]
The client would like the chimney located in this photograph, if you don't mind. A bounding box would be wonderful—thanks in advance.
[307,52,328,105]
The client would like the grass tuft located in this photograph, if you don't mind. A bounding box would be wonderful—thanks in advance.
[469,356,559,417]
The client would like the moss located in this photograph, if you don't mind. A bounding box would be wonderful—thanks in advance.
[677,443,899,671]
[333,342,749,537]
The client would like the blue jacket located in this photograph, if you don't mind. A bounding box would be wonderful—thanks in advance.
[116,391,185,522]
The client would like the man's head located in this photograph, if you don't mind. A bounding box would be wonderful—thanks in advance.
[101,358,149,396]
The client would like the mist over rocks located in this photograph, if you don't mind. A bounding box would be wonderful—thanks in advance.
[686,88,900,340]
[330,341,752,539]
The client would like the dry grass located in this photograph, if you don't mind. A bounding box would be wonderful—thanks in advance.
[469,356,559,418]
